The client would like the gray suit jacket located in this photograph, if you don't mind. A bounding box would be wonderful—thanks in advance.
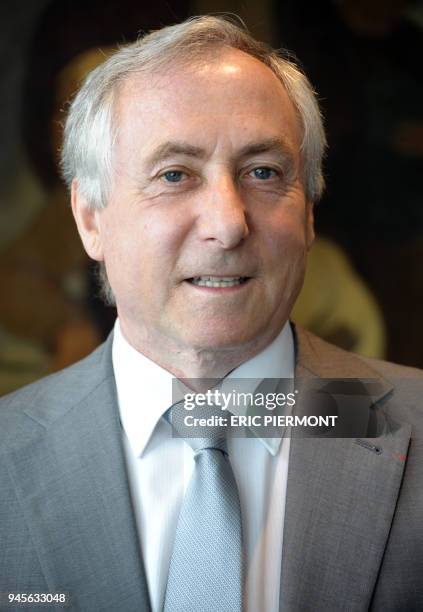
[1,325,422,611]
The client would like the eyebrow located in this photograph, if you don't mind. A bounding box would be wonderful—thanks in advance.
[146,141,207,169]
[237,137,296,161]
[145,136,296,169]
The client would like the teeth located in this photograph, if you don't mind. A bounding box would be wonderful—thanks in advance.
[191,276,245,288]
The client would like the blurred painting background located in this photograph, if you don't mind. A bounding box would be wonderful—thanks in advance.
[1,0,422,395]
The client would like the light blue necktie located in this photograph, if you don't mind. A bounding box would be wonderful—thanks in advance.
[163,400,244,612]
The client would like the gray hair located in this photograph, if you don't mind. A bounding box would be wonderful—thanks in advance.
[61,15,327,305]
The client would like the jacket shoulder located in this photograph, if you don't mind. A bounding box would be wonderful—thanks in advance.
[293,323,423,427]
[0,338,113,447]
[359,353,423,380]
[294,323,423,380]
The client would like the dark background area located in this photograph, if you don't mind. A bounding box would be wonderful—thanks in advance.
[0,0,422,395]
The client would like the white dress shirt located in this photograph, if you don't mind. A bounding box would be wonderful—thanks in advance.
[112,319,294,612]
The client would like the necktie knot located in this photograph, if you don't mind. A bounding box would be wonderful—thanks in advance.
[165,398,231,455]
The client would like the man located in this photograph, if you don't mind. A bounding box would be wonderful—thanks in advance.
[0,15,422,612]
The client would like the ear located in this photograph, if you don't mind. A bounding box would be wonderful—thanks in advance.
[305,200,315,250]
[71,179,104,261]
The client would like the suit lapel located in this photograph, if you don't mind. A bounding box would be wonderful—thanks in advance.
[280,326,411,611]
[5,337,151,611]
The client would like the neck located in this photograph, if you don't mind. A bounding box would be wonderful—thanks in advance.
[118,318,282,392]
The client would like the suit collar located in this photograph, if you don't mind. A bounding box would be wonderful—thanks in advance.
[293,322,393,399]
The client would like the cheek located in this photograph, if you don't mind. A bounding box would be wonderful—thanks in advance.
[263,222,308,306]
[267,220,308,270]
[279,233,307,263]
[100,206,187,294]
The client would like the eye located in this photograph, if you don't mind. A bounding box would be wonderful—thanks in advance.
[162,170,185,183]
[249,167,278,180]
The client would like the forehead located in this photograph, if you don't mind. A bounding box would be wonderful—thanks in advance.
[113,48,301,155]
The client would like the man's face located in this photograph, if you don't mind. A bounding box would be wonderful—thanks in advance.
[81,49,314,356]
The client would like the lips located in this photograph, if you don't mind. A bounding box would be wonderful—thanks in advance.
[186,275,249,288]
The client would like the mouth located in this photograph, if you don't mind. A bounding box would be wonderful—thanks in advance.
[185,276,251,288]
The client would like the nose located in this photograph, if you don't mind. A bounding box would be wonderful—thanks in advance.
[197,174,249,249]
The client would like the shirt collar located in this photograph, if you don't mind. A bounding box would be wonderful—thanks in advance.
[113,319,294,458]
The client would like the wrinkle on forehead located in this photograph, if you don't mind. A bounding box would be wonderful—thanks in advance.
[114,47,301,138]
